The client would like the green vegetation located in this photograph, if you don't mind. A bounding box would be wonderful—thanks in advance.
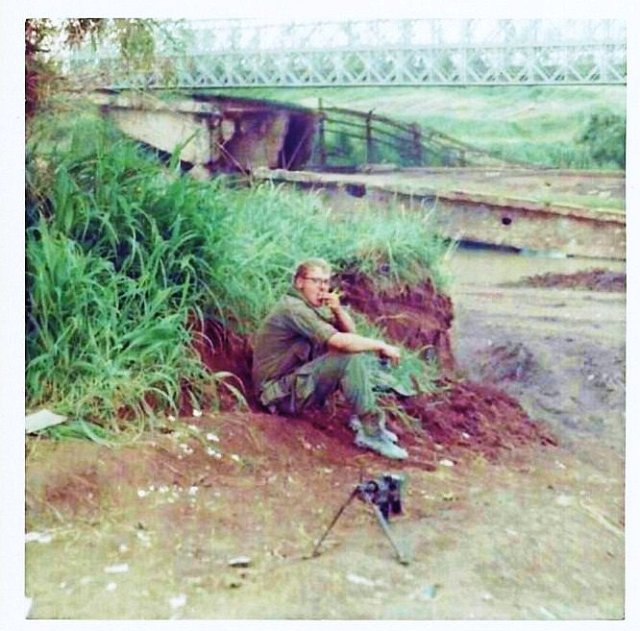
[209,85,626,169]
[26,105,450,436]
[26,19,169,118]
[577,110,626,169]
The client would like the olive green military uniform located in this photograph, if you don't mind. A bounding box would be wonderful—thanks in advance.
[252,289,377,417]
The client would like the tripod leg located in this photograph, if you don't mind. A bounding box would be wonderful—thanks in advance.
[311,488,359,557]
[363,496,410,565]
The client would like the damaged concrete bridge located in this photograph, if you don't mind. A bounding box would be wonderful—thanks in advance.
[93,91,625,261]
[254,167,625,261]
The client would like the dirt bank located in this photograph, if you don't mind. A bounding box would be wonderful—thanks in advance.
[187,269,555,470]
[337,270,456,371]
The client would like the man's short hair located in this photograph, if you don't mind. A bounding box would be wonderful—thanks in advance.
[293,258,332,283]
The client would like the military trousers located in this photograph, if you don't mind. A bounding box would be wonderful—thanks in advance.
[259,351,378,417]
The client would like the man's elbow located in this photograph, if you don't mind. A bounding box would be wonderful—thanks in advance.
[327,332,351,352]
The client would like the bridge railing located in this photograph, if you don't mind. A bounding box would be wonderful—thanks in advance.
[310,104,529,170]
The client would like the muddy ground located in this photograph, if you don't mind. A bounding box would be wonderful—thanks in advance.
[23,249,627,621]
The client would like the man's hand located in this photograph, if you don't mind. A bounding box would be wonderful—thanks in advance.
[378,342,401,366]
[322,290,357,333]
[321,290,342,312]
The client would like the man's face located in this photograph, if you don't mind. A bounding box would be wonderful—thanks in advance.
[295,266,331,307]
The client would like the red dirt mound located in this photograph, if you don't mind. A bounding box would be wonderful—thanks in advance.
[337,270,455,371]
[189,316,255,409]
[279,377,558,471]
[190,273,556,467]
[396,380,557,466]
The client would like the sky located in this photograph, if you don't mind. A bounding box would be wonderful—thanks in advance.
[2,1,639,630]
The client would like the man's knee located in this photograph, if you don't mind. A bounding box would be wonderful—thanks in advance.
[335,353,377,396]
[301,353,373,400]
[343,351,371,373]
[326,351,372,380]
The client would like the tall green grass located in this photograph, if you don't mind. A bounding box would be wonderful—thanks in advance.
[201,181,452,332]
[26,106,450,434]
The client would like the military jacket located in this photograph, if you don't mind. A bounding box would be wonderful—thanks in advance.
[252,290,339,399]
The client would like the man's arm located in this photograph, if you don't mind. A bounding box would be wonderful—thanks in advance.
[323,291,356,333]
[327,332,401,364]
[329,304,357,333]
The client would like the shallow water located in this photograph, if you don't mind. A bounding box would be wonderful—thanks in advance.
[447,245,625,286]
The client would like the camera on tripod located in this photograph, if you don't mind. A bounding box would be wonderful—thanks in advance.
[357,473,404,521]
[311,472,409,564]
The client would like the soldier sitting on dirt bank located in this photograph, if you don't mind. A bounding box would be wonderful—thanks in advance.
[252,257,409,460]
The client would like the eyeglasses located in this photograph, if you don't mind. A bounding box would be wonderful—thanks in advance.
[303,276,331,286]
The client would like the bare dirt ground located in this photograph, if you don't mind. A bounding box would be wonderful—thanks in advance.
[24,250,627,621]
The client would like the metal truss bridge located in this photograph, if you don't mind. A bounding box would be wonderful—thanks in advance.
[66,18,627,89]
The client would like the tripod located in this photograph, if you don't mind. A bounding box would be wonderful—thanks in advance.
[311,477,409,565]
